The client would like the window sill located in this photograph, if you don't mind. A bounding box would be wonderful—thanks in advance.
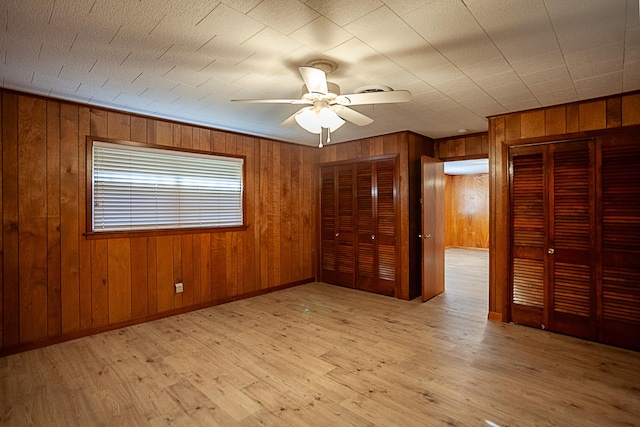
[84,224,249,240]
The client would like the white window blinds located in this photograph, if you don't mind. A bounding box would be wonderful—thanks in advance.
[92,141,244,232]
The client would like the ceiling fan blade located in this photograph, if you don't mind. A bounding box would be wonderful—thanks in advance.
[331,106,374,126]
[280,107,309,126]
[299,66,328,95]
[231,98,310,104]
[335,90,412,106]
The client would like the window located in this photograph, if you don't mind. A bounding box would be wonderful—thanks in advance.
[90,139,244,234]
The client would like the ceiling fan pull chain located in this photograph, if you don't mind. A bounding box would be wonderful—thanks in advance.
[327,128,331,143]
[318,132,323,148]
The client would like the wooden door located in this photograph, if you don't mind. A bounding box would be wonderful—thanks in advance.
[510,146,546,327]
[548,141,595,339]
[320,166,338,284]
[510,141,595,338]
[356,160,398,296]
[320,165,355,288]
[600,134,640,350]
[421,156,444,302]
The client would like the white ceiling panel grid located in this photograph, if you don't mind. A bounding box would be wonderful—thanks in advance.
[1,0,638,146]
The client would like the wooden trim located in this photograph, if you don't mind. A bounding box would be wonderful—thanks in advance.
[84,225,250,240]
[503,124,640,147]
[85,136,248,238]
[488,311,503,321]
[0,277,314,357]
[318,153,398,167]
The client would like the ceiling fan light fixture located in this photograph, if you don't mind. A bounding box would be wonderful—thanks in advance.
[295,108,322,134]
[319,107,345,132]
[295,106,345,134]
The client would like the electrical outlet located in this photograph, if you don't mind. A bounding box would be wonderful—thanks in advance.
[175,282,184,293]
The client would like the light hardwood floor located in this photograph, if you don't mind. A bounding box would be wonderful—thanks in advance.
[1,248,639,426]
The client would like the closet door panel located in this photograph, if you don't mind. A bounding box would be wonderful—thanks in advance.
[320,167,337,284]
[548,141,595,339]
[356,163,375,293]
[601,136,640,350]
[510,148,546,327]
[375,160,397,296]
[336,165,356,288]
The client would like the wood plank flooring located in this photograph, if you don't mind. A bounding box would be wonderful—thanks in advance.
[1,248,639,426]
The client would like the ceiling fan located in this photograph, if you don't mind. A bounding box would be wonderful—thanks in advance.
[231,60,412,147]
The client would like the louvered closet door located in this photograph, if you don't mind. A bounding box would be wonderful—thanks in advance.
[320,165,356,288]
[356,160,398,296]
[600,134,640,350]
[336,165,356,287]
[548,141,595,339]
[510,146,546,328]
[320,167,338,284]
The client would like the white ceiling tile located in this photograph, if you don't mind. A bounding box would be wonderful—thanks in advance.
[519,65,572,86]
[502,98,542,113]
[305,0,383,26]
[383,0,437,16]
[247,0,319,35]
[416,63,466,86]
[404,0,502,68]
[198,61,251,83]
[324,38,399,79]
[219,0,262,14]
[462,57,513,81]
[289,17,353,52]
[565,43,624,81]
[535,88,579,107]
[196,3,264,44]
[511,50,566,76]
[475,70,524,91]
[345,6,436,66]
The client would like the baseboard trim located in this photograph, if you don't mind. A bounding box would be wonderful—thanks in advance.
[488,311,503,321]
[0,278,314,357]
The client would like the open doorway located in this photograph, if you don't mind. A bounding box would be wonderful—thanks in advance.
[442,159,489,309]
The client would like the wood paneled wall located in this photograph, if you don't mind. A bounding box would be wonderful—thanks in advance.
[445,174,489,249]
[317,132,434,300]
[488,91,640,321]
[435,133,488,160]
[0,89,317,354]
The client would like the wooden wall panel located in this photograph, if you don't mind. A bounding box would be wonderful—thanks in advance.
[434,133,489,160]
[488,90,640,321]
[444,174,489,249]
[46,100,61,337]
[0,88,318,355]
[3,92,20,348]
[60,103,80,334]
[18,96,48,343]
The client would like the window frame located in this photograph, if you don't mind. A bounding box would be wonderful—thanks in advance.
[85,136,247,239]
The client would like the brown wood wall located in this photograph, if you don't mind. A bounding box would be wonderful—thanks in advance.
[445,174,489,249]
[488,92,640,321]
[317,132,434,300]
[435,133,488,160]
[0,89,318,353]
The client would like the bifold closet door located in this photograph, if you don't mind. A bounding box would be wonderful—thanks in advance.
[547,141,595,339]
[320,165,356,288]
[600,134,640,350]
[510,141,595,339]
[510,146,546,328]
[356,160,398,296]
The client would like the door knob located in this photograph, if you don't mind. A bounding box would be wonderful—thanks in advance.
[335,232,339,237]
[371,235,375,240]
[548,248,555,254]
[418,234,422,238]
[425,234,431,239]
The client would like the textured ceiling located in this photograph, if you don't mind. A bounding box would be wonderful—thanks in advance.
[1,0,639,146]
